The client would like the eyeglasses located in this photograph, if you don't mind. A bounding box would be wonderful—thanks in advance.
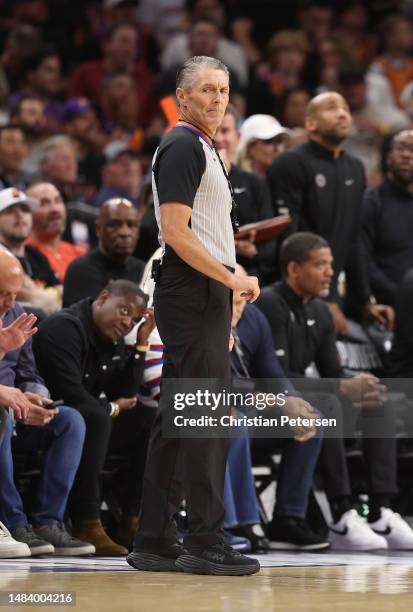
[392,143,413,155]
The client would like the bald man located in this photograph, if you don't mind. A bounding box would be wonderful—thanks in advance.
[63,198,144,306]
[267,91,393,335]
[0,250,94,557]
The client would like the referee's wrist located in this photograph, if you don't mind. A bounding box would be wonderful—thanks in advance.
[223,269,235,289]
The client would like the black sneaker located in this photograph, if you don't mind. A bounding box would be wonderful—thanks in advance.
[34,524,96,556]
[229,525,270,552]
[175,542,260,576]
[11,525,55,556]
[127,542,187,572]
[267,516,330,551]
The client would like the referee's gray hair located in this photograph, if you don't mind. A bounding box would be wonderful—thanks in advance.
[176,56,229,91]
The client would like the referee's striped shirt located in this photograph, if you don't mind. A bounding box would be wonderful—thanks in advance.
[152,125,236,269]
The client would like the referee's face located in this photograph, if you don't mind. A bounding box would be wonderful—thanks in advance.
[178,67,230,135]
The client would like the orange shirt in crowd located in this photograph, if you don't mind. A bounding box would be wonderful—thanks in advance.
[372,55,413,103]
[25,239,86,283]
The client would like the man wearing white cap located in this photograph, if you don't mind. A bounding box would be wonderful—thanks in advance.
[0,187,61,315]
[215,105,280,285]
[234,113,290,178]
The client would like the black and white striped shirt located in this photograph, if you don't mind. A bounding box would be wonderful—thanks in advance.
[152,125,236,268]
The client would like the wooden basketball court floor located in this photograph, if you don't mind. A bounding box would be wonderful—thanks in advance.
[1,552,413,611]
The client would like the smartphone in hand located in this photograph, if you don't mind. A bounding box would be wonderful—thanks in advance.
[47,399,64,409]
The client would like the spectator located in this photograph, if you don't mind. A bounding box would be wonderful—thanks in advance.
[33,280,156,555]
[267,91,394,335]
[9,44,64,133]
[247,30,310,117]
[257,232,413,551]
[0,250,95,557]
[137,0,187,51]
[1,24,42,92]
[339,65,409,184]
[310,35,354,94]
[0,311,39,559]
[161,17,248,88]
[297,0,333,48]
[335,0,377,65]
[99,73,140,136]
[92,142,143,209]
[33,136,96,245]
[157,19,245,113]
[280,87,311,129]
[25,182,85,283]
[61,98,106,194]
[361,130,413,306]
[9,96,48,161]
[230,268,329,551]
[234,114,290,178]
[63,198,144,306]
[69,23,156,128]
[0,187,61,315]
[0,125,28,191]
[369,15,413,106]
[214,105,278,285]
[35,135,90,203]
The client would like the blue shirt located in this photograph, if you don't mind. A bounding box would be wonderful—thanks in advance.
[0,304,48,396]
[232,303,297,396]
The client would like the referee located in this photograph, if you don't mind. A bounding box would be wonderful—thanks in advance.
[127,56,260,576]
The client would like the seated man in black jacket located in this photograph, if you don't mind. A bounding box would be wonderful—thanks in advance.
[33,279,156,555]
[257,232,413,551]
[229,275,329,551]
[63,198,145,306]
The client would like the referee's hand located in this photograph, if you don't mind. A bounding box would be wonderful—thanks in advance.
[229,274,260,302]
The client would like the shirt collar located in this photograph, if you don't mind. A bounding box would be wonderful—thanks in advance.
[384,175,413,200]
[309,138,343,160]
[278,280,312,308]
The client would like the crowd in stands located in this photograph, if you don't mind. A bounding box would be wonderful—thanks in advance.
[3,0,413,558]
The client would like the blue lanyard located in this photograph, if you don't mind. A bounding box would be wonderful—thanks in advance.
[174,123,214,150]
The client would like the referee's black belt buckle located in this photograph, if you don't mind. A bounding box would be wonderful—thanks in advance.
[151,258,162,281]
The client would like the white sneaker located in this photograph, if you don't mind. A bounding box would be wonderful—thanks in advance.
[329,509,388,551]
[0,522,31,558]
[369,508,413,550]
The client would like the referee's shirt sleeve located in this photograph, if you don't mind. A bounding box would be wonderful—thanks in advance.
[154,135,206,207]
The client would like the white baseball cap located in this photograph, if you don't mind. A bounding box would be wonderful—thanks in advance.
[0,187,37,214]
[238,114,290,148]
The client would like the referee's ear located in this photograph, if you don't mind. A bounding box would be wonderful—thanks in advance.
[176,88,187,110]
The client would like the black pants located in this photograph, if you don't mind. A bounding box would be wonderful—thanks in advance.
[70,406,156,521]
[136,261,232,548]
[304,391,398,499]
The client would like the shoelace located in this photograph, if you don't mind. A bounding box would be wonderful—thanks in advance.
[220,543,243,556]
[49,523,76,542]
